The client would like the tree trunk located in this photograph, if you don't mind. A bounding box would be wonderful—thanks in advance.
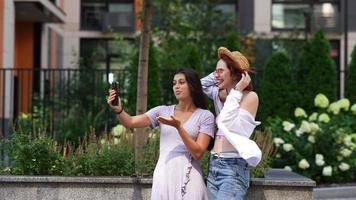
[134,0,152,172]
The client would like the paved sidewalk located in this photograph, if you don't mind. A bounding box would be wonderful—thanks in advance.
[313,185,356,200]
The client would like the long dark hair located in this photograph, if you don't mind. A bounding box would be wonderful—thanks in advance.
[174,68,207,109]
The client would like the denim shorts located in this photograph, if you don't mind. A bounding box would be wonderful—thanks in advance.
[207,155,250,200]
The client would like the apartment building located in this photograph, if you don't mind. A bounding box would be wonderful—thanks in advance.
[240,0,356,97]
[0,0,142,138]
[1,0,355,138]
[0,0,65,137]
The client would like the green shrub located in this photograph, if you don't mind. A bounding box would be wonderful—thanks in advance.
[66,143,135,176]
[297,30,337,111]
[345,45,356,103]
[268,93,356,183]
[136,128,160,176]
[258,51,299,121]
[1,131,64,175]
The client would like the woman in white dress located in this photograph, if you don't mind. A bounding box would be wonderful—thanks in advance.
[108,68,215,199]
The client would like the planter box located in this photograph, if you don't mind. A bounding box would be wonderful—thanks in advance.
[0,169,315,200]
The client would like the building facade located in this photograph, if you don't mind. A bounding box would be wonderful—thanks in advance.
[242,0,356,98]
[0,0,143,138]
[1,0,355,138]
[0,0,65,138]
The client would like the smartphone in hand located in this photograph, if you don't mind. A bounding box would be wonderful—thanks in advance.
[110,81,119,106]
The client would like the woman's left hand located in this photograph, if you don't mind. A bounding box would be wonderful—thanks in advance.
[157,115,182,129]
[235,71,251,91]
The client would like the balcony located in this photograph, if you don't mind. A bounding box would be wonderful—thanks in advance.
[14,0,65,23]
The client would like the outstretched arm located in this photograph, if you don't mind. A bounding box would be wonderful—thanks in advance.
[107,89,151,128]
[157,115,212,160]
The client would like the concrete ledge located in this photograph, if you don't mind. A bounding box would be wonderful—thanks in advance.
[313,185,356,200]
[0,169,316,200]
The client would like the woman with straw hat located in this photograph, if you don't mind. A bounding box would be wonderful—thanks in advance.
[201,47,262,199]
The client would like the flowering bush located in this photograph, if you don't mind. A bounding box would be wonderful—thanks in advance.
[268,93,356,183]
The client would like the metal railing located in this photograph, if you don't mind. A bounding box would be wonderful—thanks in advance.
[0,68,178,140]
[0,68,134,139]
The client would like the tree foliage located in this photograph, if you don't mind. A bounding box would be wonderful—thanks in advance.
[154,0,241,74]
[127,42,161,114]
[345,45,356,102]
[258,52,299,121]
[297,30,337,111]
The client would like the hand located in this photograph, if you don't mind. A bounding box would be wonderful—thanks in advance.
[157,115,182,129]
[107,89,122,112]
[235,71,251,91]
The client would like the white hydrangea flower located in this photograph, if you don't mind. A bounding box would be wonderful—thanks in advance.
[112,124,126,137]
[340,148,352,157]
[322,166,332,176]
[283,143,294,152]
[308,135,315,143]
[284,166,292,171]
[343,136,353,147]
[114,138,120,145]
[100,139,107,145]
[298,159,310,169]
[295,107,307,118]
[351,104,356,115]
[339,162,350,171]
[309,122,320,134]
[276,153,281,158]
[316,154,324,160]
[149,131,157,140]
[315,159,325,167]
[318,113,330,123]
[295,129,303,137]
[309,112,318,121]
[337,98,350,111]
[19,112,30,120]
[300,120,311,133]
[314,93,329,108]
[328,102,340,115]
[282,121,295,132]
[3,167,11,172]
[273,138,285,147]
[315,154,325,166]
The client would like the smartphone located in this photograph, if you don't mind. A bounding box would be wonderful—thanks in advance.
[110,81,119,106]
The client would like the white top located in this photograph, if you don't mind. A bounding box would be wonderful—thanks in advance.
[201,73,262,167]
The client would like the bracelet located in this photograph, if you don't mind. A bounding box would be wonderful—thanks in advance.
[233,85,242,92]
[115,107,124,115]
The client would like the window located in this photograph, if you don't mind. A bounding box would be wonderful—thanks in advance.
[80,39,130,70]
[272,4,309,29]
[81,2,106,30]
[215,3,237,24]
[271,0,340,32]
[81,0,134,31]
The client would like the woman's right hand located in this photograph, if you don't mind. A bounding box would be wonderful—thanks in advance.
[107,89,122,112]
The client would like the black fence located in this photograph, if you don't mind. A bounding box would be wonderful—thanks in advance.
[0,68,176,141]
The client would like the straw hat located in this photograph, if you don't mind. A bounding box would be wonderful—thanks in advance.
[217,47,251,72]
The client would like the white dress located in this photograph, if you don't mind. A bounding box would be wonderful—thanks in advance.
[145,105,215,200]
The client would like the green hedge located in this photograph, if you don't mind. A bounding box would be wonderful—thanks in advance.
[258,51,299,121]
[346,45,356,103]
[297,30,337,111]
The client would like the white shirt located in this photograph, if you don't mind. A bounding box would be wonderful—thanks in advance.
[201,73,262,167]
